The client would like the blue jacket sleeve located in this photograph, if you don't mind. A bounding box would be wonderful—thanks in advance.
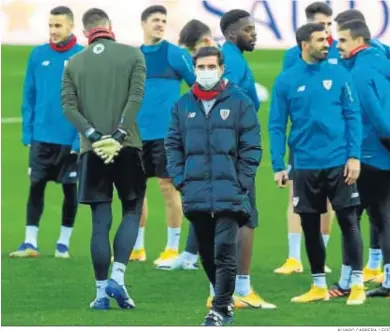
[353,70,390,137]
[268,76,289,172]
[71,133,80,153]
[165,102,185,189]
[169,46,196,87]
[21,49,36,145]
[341,76,362,160]
[237,99,262,191]
[223,55,245,85]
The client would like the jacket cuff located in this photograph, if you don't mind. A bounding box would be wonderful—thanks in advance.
[238,174,253,192]
[22,135,32,146]
[71,143,80,153]
[172,175,184,190]
[347,151,360,160]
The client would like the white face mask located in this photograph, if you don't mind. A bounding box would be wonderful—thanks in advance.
[195,69,220,90]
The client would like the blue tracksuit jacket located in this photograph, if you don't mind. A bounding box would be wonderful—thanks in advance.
[347,47,390,170]
[221,41,260,111]
[269,58,362,172]
[22,43,83,150]
[165,82,261,216]
[137,41,195,141]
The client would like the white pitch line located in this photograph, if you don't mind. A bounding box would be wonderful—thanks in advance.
[1,117,22,123]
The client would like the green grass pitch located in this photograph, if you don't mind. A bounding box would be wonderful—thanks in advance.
[1,45,388,326]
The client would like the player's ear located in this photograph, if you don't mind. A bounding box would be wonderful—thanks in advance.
[219,64,225,76]
[83,30,89,38]
[108,20,113,31]
[226,29,236,41]
[204,36,213,45]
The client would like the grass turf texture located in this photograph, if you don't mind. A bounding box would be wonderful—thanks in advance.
[1,45,388,326]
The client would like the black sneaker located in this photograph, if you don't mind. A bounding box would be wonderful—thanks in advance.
[329,283,351,298]
[223,303,234,325]
[366,286,390,298]
[202,310,224,326]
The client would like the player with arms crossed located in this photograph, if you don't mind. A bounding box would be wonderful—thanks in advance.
[177,16,275,309]
[277,2,336,275]
[61,8,146,309]
[165,46,261,325]
[335,20,390,298]
[132,5,196,267]
[10,6,83,259]
[269,23,365,305]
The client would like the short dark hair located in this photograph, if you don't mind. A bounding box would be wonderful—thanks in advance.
[296,23,326,49]
[338,19,371,43]
[193,46,224,66]
[82,8,109,31]
[220,9,250,35]
[305,2,333,20]
[179,20,211,50]
[141,5,167,21]
[334,9,365,25]
[50,6,73,21]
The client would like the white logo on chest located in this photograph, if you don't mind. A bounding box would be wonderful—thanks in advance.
[220,109,230,120]
[188,112,196,118]
[322,80,332,90]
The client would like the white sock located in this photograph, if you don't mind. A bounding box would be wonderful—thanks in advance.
[288,233,301,261]
[25,225,39,248]
[166,227,180,250]
[313,273,327,288]
[338,264,352,289]
[182,251,198,264]
[134,227,145,250]
[96,280,108,299]
[322,234,330,248]
[382,264,390,289]
[367,248,382,270]
[235,275,251,296]
[111,262,126,286]
[209,283,215,296]
[57,226,73,247]
[350,270,363,286]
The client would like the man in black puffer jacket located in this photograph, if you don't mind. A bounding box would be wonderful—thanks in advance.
[165,46,262,326]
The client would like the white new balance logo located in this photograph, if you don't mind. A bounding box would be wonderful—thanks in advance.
[297,86,306,92]
[351,192,359,199]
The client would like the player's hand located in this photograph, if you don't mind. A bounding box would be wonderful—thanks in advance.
[344,158,360,185]
[274,170,289,188]
[92,137,122,164]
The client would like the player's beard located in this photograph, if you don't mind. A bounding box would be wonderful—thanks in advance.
[152,37,162,43]
[237,35,254,52]
[311,47,328,62]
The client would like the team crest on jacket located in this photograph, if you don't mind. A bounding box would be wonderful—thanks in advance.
[322,80,332,90]
[220,109,230,120]
[93,43,105,54]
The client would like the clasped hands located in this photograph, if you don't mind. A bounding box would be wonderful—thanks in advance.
[91,129,127,165]
[93,137,122,164]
